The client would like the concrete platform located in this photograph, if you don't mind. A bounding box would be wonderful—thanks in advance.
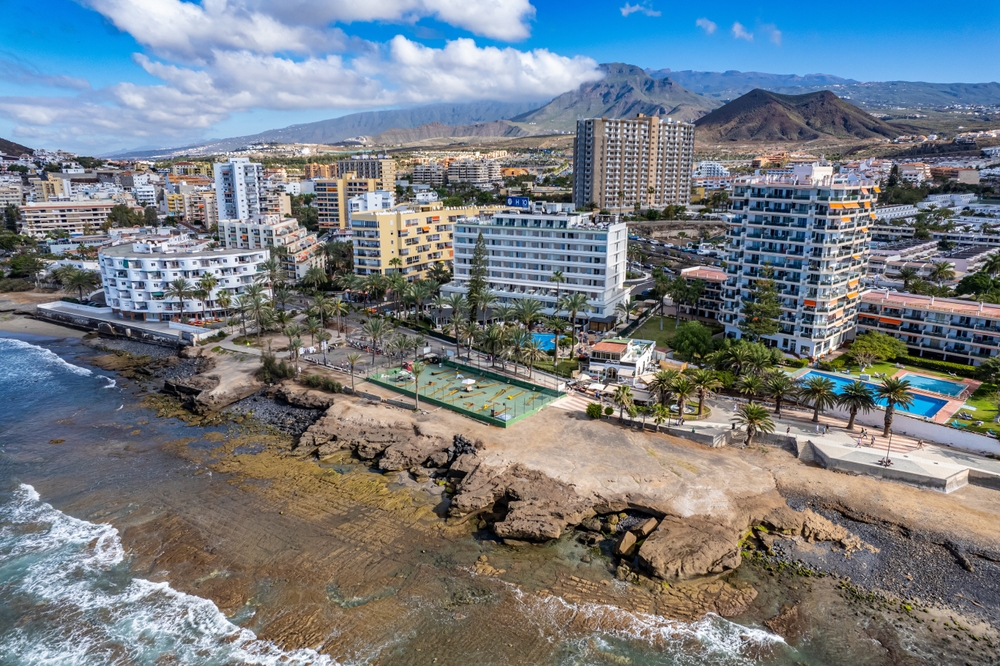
[809,440,970,493]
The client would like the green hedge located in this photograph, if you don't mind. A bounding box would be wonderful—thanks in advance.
[901,355,978,379]
[783,358,809,369]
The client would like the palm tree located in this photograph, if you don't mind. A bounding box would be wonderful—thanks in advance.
[560,292,590,349]
[216,289,232,323]
[310,293,333,330]
[745,345,775,377]
[246,293,274,346]
[983,254,1000,278]
[345,352,362,392]
[459,319,478,361]
[548,317,569,362]
[443,294,467,358]
[736,374,764,399]
[339,272,363,301]
[764,373,796,417]
[798,375,838,423]
[411,360,425,409]
[477,291,497,324]
[837,381,877,431]
[316,330,332,364]
[329,297,348,337]
[388,256,403,274]
[612,384,634,422]
[648,369,680,406]
[411,280,435,323]
[166,278,194,323]
[732,402,775,447]
[411,334,427,363]
[688,369,721,416]
[515,298,544,331]
[289,337,303,360]
[549,270,565,315]
[929,261,956,286]
[520,336,547,378]
[285,323,303,355]
[304,316,320,346]
[493,303,517,326]
[671,376,695,419]
[64,268,99,303]
[273,283,293,312]
[615,300,640,329]
[652,403,670,432]
[876,378,914,437]
[431,294,448,328]
[302,266,327,292]
[197,273,218,319]
[428,262,451,285]
[897,266,919,290]
[234,293,252,337]
[482,323,507,368]
[362,317,389,365]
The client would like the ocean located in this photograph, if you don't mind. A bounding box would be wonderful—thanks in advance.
[0,334,805,665]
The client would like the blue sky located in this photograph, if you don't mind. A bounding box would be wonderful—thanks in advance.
[0,0,997,153]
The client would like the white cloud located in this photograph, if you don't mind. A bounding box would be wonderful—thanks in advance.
[762,24,782,46]
[0,0,605,151]
[731,22,753,41]
[620,3,661,18]
[695,18,717,35]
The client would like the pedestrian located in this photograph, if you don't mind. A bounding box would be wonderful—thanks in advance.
[823,425,828,435]
[856,436,862,448]
[870,434,876,446]
[917,439,924,449]
[786,426,791,435]
[815,424,820,434]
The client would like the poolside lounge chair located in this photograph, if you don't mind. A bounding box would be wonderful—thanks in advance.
[974,421,984,427]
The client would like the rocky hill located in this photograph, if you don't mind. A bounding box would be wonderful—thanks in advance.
[0,137,32,155]
[694,89,905,142]
[511,63,716,131]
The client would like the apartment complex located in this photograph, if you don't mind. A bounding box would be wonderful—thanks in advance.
[19,201,118,238]
[219,214,325,281]
[183,191,217,227]
[315,173,379,231]
[99,238,270,322]
[722,164,875,358]
[447,159,501,187]
[0,184,22,207]
[443,210,629,322]
[412,163,446,187]
[857,290,1000,366]
[352,202,485,280]
[677,265,727,320]
[303,163,336,179]
[261,189,291,217]
[214,158,264,221]
[572,114,695,211]
[337,157,396,192]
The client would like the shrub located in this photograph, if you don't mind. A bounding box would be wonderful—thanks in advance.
[586,402,603,419]
[783,358,809,369]
[301,374,342,393]
[816,361,837,371]
[901,355,977,379]
[604,405,614,416]
[256,353,296,383]
[0,278,33,292]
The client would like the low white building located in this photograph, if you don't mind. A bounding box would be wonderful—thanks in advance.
[99,237,270,322]
[587,337,656,386]
[875,204,919,221]
[348,191,395,217]
[443,209,629,326]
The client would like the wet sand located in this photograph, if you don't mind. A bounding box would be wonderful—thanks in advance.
[0,313,87,338]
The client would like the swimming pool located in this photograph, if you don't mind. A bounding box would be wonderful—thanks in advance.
[898,372,967,397]
[533,333,556,351]
[798,371,949,419]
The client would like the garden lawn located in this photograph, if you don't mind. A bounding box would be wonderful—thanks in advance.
[951,383,1000,436]
[533,357,579,378]
[825,357,967,382]
[628,316,678,349]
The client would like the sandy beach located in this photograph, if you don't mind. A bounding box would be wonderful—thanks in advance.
[0,313,87,338]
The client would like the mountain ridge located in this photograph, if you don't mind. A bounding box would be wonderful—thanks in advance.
[0,137,32,156]
[694,89,906,142]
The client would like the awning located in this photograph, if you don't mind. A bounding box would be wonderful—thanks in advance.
[864,201,872,209]
[879,317,902,325]
[847,291,858,299]
[874,186,882,193]
[859,313,878,320]
[587,383,607,391]
[829,202,844,209]
[841,216,852,223]
[804,299,817,307]
[843,202,859,208]
[869,213,877,219]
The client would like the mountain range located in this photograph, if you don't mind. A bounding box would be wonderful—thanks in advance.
[0,137,32,156]
[104,64,1000,158]
[694,89,905,142]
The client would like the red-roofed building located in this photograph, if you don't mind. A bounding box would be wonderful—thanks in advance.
[587,337,656,385]
[679,265,727,322]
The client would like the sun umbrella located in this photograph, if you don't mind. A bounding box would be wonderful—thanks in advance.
[462,378,476,385]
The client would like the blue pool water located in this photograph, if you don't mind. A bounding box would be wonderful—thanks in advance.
[798,371,949,418]
[899,372,967,397]
[533,333,556,351]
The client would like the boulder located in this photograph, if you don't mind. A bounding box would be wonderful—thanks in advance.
[580,518,603,533]
[614,531,638,558]
[638,515,742,580]
[635,517,659,538]
[378,436,450,471]
[164,374,220,397]
[275,384,336,410]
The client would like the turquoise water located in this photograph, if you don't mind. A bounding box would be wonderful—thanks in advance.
[798,371,949,418]
[533,333,556,351]
[899,372,967,397]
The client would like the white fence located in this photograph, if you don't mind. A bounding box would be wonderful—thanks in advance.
[828,404,1000,456]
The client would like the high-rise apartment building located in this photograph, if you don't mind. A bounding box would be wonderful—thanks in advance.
[442,210,629,322]
[183,191,217,228]
[337,157,396,192]
[721,164,875,358]
[412,163,446,187]
[351,202,488,280]
[219,214,325,282]
[315,173,379,231]
[214,158,264,221]
[572,114,695,211]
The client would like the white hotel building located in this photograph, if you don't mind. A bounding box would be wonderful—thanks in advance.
[443,210,629,326]
[722,164,876,358]
[99,236,270,322]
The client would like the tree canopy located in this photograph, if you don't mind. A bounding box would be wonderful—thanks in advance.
[849,331,909,362]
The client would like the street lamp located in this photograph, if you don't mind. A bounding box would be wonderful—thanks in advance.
[879,429,894,467]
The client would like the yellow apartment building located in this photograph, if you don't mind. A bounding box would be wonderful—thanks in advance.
[315,172,379,231]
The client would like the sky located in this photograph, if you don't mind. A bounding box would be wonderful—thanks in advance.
[0,0,997,154]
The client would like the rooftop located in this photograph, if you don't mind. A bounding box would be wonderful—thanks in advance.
[681,266,727,282]
[861,289,1000,318]
[592,340,628,353]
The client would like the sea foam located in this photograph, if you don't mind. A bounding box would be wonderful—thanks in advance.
[0,484,341,666]
[0,338,93,379]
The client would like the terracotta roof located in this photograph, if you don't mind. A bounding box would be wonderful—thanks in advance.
[681,266,727,282]
[592,341,628,353]
[861,289,1000,318]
